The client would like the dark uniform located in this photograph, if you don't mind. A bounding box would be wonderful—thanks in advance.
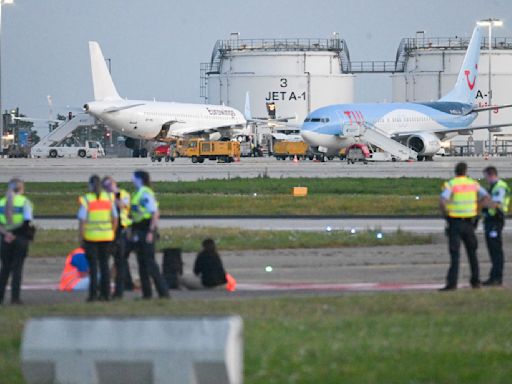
[78,191,117,301]
[0,192,34,304]
[483,179,510,285]
[440,175,487,290]
[131,185,169,299]
[111,189,133,298]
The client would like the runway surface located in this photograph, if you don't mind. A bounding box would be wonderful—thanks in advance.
[36,217,512,234]
[11,233,510,305]
[1,156,511,182]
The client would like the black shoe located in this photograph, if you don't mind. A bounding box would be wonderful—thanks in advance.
[483,280,502,287]
[439,286,457,292]
[11,299,23,305]
[471,281,481,289]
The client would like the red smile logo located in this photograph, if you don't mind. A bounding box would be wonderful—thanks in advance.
[465,64,477,90]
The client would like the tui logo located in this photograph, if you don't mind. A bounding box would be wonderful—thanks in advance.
[465,64,478,90]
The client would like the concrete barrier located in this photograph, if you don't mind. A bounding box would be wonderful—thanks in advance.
[21,316,243,384]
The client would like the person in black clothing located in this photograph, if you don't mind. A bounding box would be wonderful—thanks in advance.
[0,179,34,305]
[180,239,227,290]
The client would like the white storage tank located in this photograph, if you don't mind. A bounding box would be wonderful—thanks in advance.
[201,34,354,124]
[391,32,512,142]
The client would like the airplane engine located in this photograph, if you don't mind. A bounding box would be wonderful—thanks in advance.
[406,133,441,159]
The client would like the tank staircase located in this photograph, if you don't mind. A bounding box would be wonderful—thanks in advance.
[31,113,96,150]
[342,122,417,161]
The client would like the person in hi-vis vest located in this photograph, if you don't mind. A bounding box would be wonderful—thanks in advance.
[0,178,34,305]
[482,166,510,286]
[102,176,133,298]
[130,170,169,299]
[78,175,118,301]
[59,248,90,291]
[439,162,490,291]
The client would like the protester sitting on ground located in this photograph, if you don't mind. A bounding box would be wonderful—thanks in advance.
[59,248,90,291]
[179,238,228,290]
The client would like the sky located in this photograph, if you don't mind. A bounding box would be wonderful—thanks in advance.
[2,0,512,121]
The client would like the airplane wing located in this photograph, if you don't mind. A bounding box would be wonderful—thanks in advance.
[169,123,247,138]
[392,122,512,139]
[471,104,512,113]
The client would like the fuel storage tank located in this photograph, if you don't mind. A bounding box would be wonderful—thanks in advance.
[201,33,354,124]
[391,32,512,141]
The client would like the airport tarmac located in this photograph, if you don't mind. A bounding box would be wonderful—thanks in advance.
[1,156,512,182]
[35,217,512,234]
[17,233,511,305]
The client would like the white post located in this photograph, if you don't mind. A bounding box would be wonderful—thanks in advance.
[488,24,492,155]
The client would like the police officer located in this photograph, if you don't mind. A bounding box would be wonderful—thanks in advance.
[0,178,34,305]
[439,162,489,291]
[102,176,133,298]
[482,166,510,286]
[78,175,118,302]
[131,170,169,299]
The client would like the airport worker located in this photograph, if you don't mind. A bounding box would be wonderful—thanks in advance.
[179,238,228,290]
[130,170,169,299]
[482,166,510,286]
[0,178,34,305]
[78,175,118,301]
[59,247,90,291]
[102,176,133,298]
[439,162,489,291]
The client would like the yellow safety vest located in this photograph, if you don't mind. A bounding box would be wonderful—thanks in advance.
[131,186,156,224]
[444,176,479,218]
[0,194,32,231]
[80,192,115,242]
[488,179,510,216]
[119,189,132,228]
[108,189,132,228]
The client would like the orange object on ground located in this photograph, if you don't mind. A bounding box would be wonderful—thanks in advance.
[225,273,237,292]
[59,248,89,291]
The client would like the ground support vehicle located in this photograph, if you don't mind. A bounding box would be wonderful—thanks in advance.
[150,144,176,162]
[273,141,309,160]
[184,139,240,163]
[31,138,105,158]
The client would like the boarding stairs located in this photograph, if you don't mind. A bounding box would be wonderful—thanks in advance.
[31,113,96,150]
[342,122,417,161]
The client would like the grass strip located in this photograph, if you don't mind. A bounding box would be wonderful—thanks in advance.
[1,290,511,383]
[31,227,432,258]
[32,193,440,216]
[7,177,509,216]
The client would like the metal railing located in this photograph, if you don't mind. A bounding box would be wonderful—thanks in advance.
[349,61,402,73]
[208,37,350,73]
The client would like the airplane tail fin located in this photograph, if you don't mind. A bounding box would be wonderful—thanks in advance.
[439,26,482,104]
[89,41,121,101]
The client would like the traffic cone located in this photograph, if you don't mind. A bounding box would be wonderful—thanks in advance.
[293,155,299,163]
[92,150,97,160]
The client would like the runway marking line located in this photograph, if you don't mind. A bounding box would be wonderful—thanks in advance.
[20,282,461,292]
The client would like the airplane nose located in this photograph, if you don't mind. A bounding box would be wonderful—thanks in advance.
[301,130,317,145]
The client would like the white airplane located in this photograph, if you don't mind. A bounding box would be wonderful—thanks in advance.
[84,42,247,144]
